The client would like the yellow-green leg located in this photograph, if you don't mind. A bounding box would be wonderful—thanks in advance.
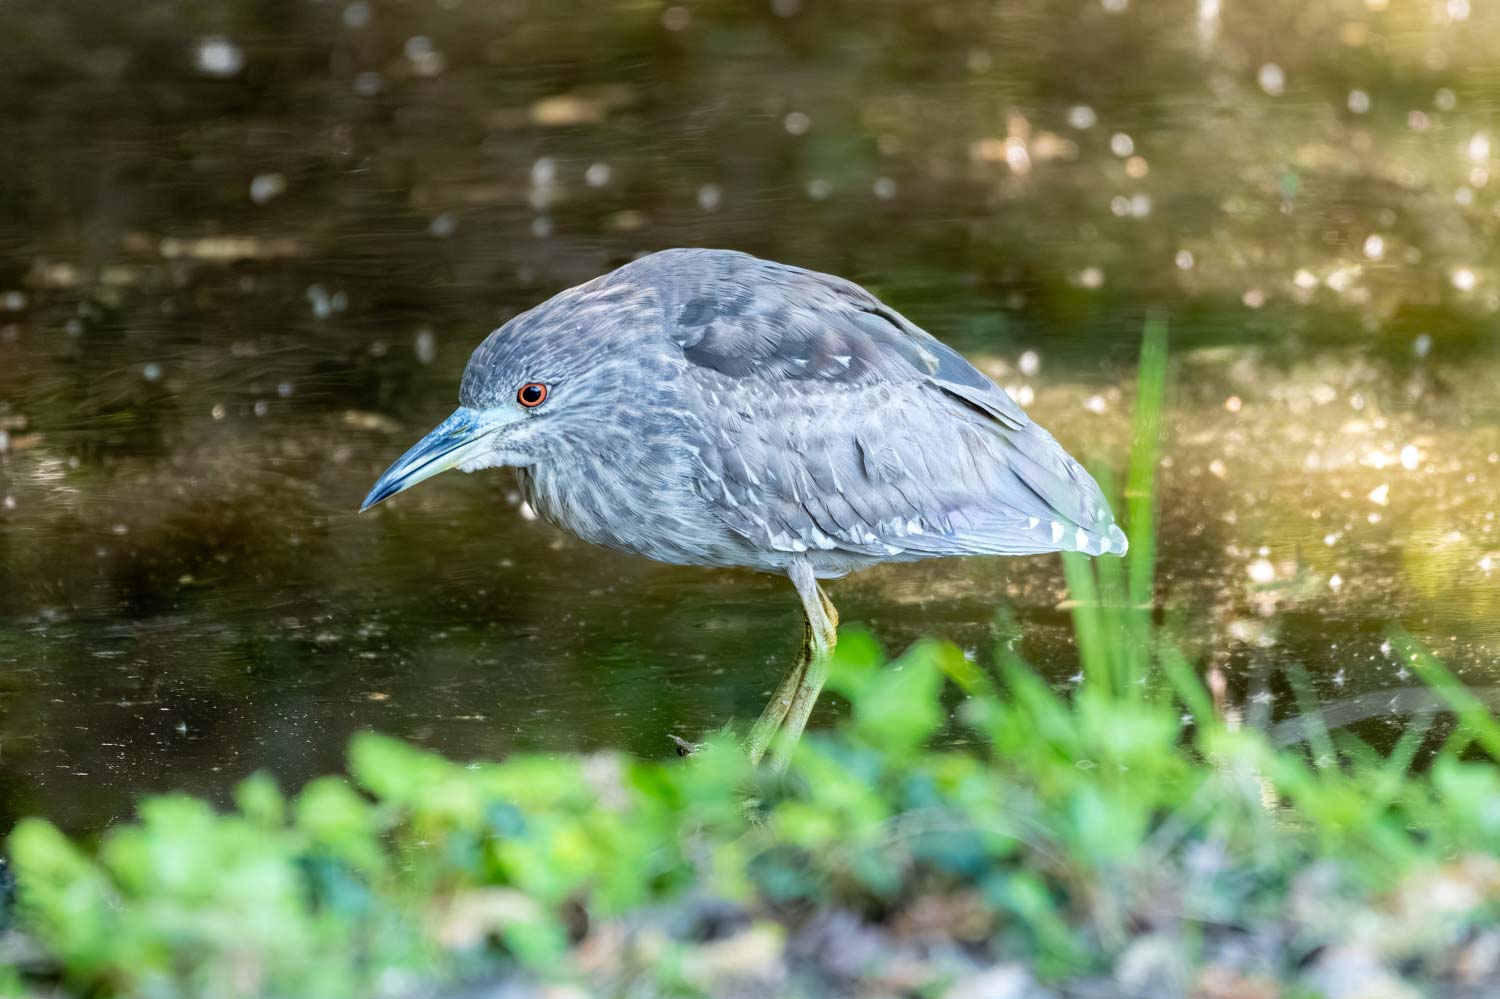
[743,563,840,768]
[744,615,811,766]
[767,564,839,771]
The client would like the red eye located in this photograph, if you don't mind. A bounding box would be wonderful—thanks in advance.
[517,382,548,408]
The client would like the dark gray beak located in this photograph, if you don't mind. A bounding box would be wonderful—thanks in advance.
[360,407,508,511]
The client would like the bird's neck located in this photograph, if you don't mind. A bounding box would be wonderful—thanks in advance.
[512,424,711,566]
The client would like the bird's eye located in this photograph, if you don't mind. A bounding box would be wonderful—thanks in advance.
[517,382,548,408]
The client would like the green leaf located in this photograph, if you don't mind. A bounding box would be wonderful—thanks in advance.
[236,771,286,829]
[295,777,385,875]
[826,628,886,703]
[848,639,948,754]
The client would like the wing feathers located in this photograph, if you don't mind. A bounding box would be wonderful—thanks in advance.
[657,251,1124,562]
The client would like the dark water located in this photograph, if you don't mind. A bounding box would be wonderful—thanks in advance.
[2,0,1499,832]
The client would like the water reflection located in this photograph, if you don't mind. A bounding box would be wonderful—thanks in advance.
[1,0,1498,832]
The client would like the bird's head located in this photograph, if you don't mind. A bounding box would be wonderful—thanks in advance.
[359,280,659,512]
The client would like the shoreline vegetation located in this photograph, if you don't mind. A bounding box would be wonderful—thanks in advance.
[5,325,1499,999]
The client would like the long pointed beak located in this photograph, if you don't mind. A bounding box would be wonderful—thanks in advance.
[360,407,508,512]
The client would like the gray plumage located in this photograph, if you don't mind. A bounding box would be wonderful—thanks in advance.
[364,247,1127,764]
[449,248,1125,579]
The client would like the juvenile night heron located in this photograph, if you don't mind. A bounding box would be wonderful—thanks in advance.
[362,249,1126,766]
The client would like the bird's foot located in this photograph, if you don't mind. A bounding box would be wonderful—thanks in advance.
[667,733,701,757]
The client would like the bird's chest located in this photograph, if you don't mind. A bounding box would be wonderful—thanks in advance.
[515,439,745,568]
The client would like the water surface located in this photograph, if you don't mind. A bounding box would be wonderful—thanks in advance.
[2,0,1499,832]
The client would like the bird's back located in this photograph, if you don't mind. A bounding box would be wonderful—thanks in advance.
[587,249,1126,577]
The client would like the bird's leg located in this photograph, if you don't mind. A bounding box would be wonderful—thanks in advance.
[744,613,811,766]
[769,566,837,772]
[818,585,839,632]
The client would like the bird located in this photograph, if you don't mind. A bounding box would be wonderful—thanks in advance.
[361,248,1126,768]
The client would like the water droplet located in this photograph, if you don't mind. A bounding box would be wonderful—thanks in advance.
[1257,63,1285,96]
[343,1,371,29]
[249,173,286,205]
[404,36,445,76]
[1067,105,1097,130]
[195,36,244,77]
[415,328,436,364]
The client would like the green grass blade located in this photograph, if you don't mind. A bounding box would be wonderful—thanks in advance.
[1126,311,1168,618]
[1062,550,1110,695]
[1158,641,1215,728]
[1392,627,1500,762]
[1285,664,1336,770]
[1092,463,1132,692]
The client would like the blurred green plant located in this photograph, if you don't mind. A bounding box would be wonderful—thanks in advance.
[6,321,1500,999]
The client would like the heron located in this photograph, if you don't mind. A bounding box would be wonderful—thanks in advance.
[362,249,1126,767]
